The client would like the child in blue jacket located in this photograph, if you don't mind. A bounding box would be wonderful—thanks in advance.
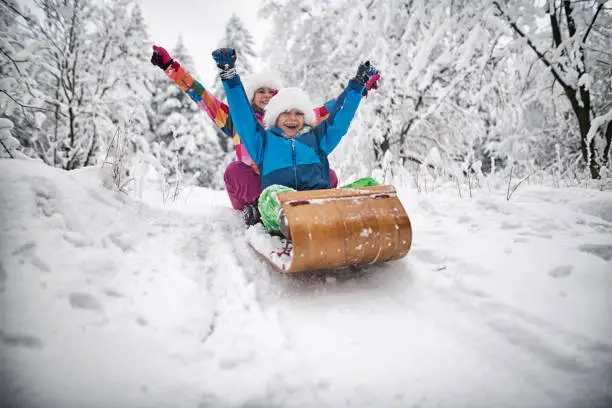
[212,48,380,234]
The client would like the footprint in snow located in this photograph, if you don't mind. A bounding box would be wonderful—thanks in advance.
[457,215,471,223]
[11,242,51,273]
[578,244,612,261]
[103,288,124,298]
[548,265,572,279]
[69,292,102,311]
[411,248,445,264]
[517,231,553,239]
[106,233,134,252]
[500,220,522,230]
[0,330,43,349]
[62,231,92,248]
[0,262,7,284]
[11,241,36,256]
[32,178,61,218]
[81,259,117,276]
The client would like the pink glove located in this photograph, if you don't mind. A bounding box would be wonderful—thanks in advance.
[366,73,380,91]
[362,73,380,97]
[151,45,173,69]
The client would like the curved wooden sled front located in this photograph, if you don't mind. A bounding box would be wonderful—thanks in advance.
[275,185,412,273]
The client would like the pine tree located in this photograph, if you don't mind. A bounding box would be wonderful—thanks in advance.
[88,0,155,166]
[212,14,257,100]
[152,35,196,145]
[150,36,224,187]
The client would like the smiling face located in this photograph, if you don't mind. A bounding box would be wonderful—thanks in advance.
[252,87,276,109]
[276,110,305,138]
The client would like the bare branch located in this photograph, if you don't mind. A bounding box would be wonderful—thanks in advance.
[0,47,26,75]
[0,137,15,159]
[0,0,31,22]
[549,1,563,47]
[603,120,611,167]
[0,89,56,113]
[563,1,577,37]
[582,3,604,44]
[493,1,571,90]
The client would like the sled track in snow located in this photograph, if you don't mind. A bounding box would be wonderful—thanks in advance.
[147,201,612,408]
[177,214,327,406]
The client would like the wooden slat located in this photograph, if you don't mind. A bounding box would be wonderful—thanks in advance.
[277,186,412,273]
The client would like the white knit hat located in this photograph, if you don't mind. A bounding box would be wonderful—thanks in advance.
[263,87,315,129]
[245,71,283,102]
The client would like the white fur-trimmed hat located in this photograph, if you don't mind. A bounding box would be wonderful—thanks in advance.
[263,87,315,129]
[245,71,283,102]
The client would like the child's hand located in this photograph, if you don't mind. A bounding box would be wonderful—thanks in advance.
[212,48,237,81]
[151,45,173,70]
[212,48,237,70]
[353,61,380,88]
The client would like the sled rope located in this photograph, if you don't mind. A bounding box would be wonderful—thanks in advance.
[275,239,292,257]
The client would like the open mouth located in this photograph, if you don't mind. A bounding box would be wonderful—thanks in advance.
[284,124,299,131]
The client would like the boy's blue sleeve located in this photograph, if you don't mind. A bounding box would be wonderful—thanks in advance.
[222,76,265,165]
[317,80,365,154]
[323,98,336,112]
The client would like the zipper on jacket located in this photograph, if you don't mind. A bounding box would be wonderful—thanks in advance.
[291,139,297,189]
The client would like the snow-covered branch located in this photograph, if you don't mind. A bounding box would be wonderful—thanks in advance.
[493,1,571,90]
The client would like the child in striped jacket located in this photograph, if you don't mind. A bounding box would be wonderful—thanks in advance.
[150,45,340,222]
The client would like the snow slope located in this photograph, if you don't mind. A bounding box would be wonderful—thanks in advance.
[1,159,611,408]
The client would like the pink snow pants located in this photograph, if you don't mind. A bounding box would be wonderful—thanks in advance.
[224,161,339,210]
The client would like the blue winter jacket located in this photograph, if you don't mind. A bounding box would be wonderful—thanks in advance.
[223,75,365,190]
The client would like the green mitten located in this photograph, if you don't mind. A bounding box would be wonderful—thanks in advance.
[258,184,295,234]
[341,177,380,189]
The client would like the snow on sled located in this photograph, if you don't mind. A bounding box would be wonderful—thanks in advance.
[246,185,412,273]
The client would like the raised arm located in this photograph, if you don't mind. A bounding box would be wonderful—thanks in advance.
[314,71,380,125]
[314,99,336,125]
[151,45,235,138]
[317,61,380,154]
[212,48,265,165]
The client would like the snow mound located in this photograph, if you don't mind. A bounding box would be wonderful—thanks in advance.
[1,159,612,408]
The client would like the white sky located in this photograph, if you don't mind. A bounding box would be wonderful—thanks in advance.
[139,0,268,82]
[17,0,268,84]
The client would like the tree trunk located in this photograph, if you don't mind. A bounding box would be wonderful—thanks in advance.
[566,87,599,178]
[53,81,60,167]
[67,106,77,170]
[374,134,390,164]
[603,120,612,169]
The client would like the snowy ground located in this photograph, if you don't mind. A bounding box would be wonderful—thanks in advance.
[1,159,611,408]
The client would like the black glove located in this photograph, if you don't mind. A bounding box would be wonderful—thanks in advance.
[212,48,237,81]
[352,61,379,87]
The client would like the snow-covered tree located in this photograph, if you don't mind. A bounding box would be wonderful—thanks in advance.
[258,0,611,182]
[27,0,101,169]
[212,13,257,100]
[149,36,225,187]
[493,0,611,179]
[1,0,57,161]
[259,0,512,180]
[1,0,156,170]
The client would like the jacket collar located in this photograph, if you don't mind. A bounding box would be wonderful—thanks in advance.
[251,104,265,117]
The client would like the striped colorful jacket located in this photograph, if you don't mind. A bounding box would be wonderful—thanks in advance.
[163,61,335,174]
